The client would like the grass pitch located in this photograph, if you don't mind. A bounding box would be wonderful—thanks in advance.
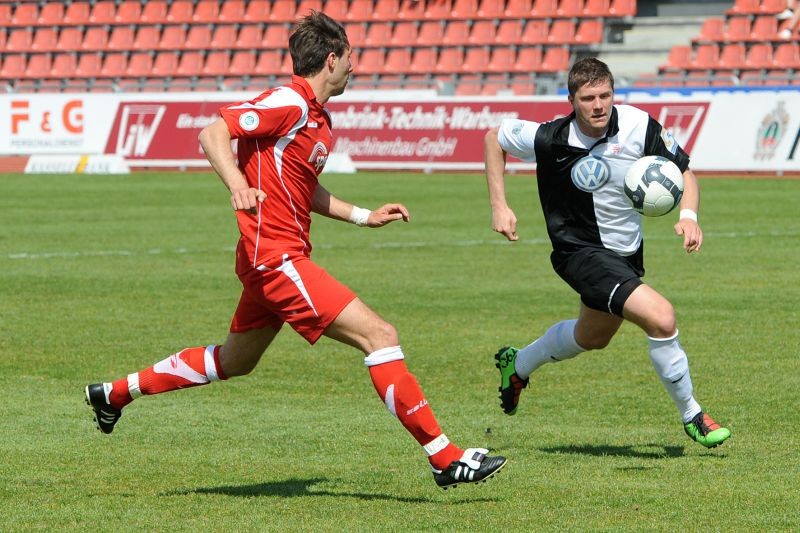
[1,171,798,531]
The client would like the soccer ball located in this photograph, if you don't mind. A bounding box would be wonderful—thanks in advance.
[623,155,684,217]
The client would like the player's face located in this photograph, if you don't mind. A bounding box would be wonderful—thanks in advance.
[329,48,353,97]
[569,81,614,137]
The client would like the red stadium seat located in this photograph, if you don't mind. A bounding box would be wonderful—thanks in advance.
[531,0,559,18]
[204,51,231,76]
[31,28,58,52]
[297,0,324,18]
[759,0,787,15]
[478,0,505,18]
[495,20,524,45]
[391,22,418,46]
[410,48,438,73]
[365,22,392,47]
[439,46,467,73]
[482,73,509,94]
[12,4,39,26]
[24,54,52,79]
[710,70,737,86]
[609,0,636,16]
[177,51,205,76]
[269,0,297,22]
[167,1,194,23]
[724,16,752,43]
[718,43,747,69]
[540,46,570,72]
[505,0,533,17]
[549,20,576,44]
[487,46,516,72]
[692,44,720,69]
[444,20,472,45]
[467,20,495,45]
[583,0,610,16]
[373,0,401,21]
[193,0,221,23]
[160,26,187,50]
[211,25,238,48]
[764,69,793,85]
[141,1,168,23]
[228,51,256,75]
[38,3,65,25]
[522,20,550,44]
[89,1,116,24]
[510,73,536,95]
[82,27,109,51]
[575,19,603,43]
[355,48,385,74]
[773,42,800,69]
[739,70,764,86]
[451,0,479,19]
[455,73,482,95]
[514,46,543,71]
[685,70,712,87]
[57,28,83,52]
[725,0,759,15]
[398,0,425,20]
[255,50,285,75]
[100,52,128,77]
[347,0,373,22]
[345,23,367,47]
[417,21,445,45]
[746,43,774,69]
[126,52,154,77]
[324,0,350,21]
[219,0,247,22]
[693,18,724,43]
[750,15,779,40]
[76,53,103,78]
[558,0,585,17]
[152,51,180,77]
[385,47,413,74]
[661,45,692,71]
[236,25,263,48]
[134,26,160,50]
[263,24,290,47]
[6,29,33,53]
[424,1,452,20]
[186,25,213,49]
[108,26,135,51]
[1,54,27,78]
[115,1,142,23]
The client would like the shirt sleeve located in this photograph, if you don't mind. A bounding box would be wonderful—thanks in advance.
[219,88,305,139]
[497,118,540,162]
[643,115,691,172]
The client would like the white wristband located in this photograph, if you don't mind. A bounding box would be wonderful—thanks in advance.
[679,209,697,222]
[349,206,371,226]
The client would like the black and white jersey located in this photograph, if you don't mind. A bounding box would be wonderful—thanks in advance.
[497,105,690,256]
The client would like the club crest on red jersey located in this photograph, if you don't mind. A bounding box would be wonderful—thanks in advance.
[308,141,329,172]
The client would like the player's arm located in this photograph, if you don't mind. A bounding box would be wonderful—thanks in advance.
[198,119,265,212]
[674,167,703,254]
[484,126,518,241]
[311,184,409,228]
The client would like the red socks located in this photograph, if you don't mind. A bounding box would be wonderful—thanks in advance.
[109,345,225,410]
[368,359,462,470]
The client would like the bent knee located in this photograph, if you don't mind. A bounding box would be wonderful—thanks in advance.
[369,321,400,350]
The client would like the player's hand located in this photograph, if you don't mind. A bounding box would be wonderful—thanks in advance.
[230,187,266,214]
[492,206,518,241]
[366,203,410,227]
[674,217,703,253]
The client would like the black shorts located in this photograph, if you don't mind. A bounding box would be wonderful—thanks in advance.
[550,244,645,316]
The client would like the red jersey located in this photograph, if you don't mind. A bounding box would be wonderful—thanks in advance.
[220,76,332,270]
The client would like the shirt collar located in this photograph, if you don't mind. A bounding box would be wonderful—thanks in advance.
[291,76,320,107]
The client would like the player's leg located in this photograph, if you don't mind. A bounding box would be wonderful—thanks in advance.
[623,284,730,447]
[324,298,506,488]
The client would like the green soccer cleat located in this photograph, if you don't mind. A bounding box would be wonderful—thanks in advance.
[684,411,731,448]
[494,346,528,416]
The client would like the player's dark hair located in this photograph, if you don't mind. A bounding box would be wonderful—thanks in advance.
[289,11,350,77]
[567,57,615,96]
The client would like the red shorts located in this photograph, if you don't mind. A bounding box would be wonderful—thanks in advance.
[230,252,356,344]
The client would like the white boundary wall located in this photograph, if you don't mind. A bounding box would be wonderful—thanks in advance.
[1,90,798,173]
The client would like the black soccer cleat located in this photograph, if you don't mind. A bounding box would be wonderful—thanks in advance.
[432,448,507,490]
[85,383,122,434]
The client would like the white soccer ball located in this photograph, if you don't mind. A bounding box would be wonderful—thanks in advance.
[623,155,684,217]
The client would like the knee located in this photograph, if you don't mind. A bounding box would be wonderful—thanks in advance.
[369,321,399,351]
[576,334,613,351]
[647,302,677,339]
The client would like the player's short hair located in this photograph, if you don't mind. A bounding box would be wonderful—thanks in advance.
[567,58,615,97]
[289,11,350,77]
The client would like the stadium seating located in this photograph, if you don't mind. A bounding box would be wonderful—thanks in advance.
[0,0,641,94]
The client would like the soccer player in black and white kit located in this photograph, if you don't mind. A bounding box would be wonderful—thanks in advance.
[484,58,730,448]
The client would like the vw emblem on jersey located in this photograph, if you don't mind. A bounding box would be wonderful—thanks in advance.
[570,155,610,193]
[239,111,260,131]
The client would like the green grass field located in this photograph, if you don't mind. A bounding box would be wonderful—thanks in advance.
[1,171,798,531]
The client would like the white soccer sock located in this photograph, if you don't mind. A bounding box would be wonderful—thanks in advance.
[648,332,702,423]
[515,319,585,378]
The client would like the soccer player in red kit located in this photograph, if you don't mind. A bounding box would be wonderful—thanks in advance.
[84,11,506,489]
